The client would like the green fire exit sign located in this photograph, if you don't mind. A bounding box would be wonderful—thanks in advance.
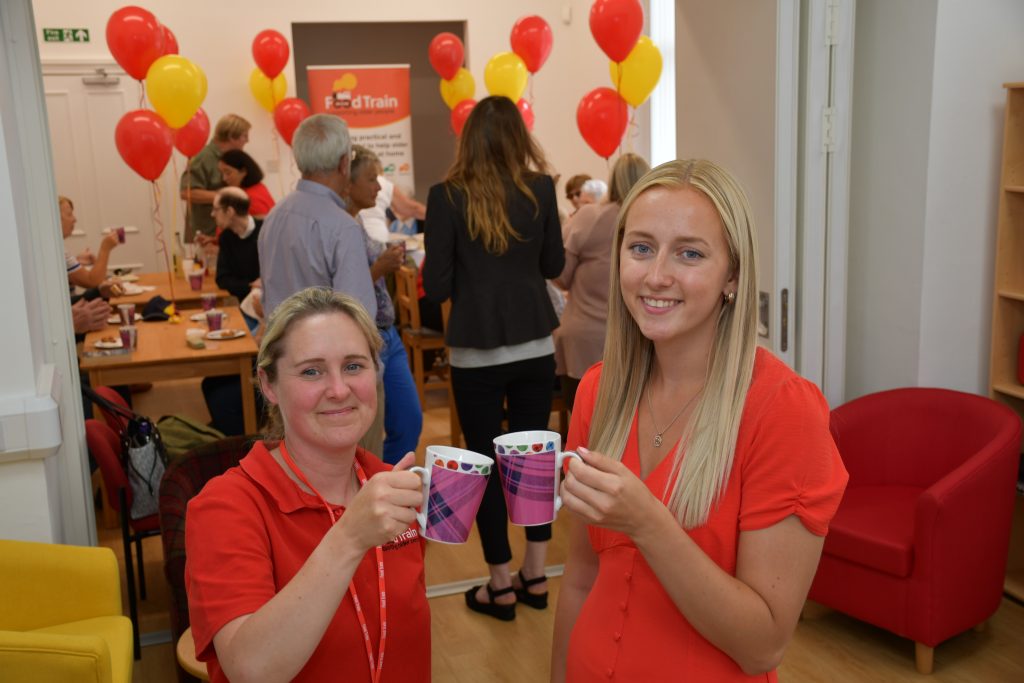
[43,28,90,43]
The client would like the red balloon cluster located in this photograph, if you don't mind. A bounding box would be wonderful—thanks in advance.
[428,33,464,81]
[510,16,553,74]
[577,0,643,158]
[115,110,174,181]
[451,99,476,136]
[107,6,193,179]
[173,109,210,158]
[253,30,290,79]
[274,98,312,146]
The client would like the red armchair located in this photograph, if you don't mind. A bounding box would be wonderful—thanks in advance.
[808,388,1020,673]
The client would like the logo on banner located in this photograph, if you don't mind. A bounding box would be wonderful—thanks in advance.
[324,72,399,113]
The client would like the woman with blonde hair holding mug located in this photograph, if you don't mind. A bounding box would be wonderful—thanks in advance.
[551,160,847,681]
[185,287,429,682]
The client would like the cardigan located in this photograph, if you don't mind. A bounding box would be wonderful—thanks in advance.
[422,174,565,349]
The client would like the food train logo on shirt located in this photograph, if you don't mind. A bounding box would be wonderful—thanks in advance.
[325,72,399,115]
[382,526,420,551]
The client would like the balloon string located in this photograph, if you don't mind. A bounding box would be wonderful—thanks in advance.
[170,154,179,254]
[272,126,286,198]
[529,76,534,104]
[184,160,192,244]
[627,108,637,153]
[150,181,178,313]
[616,62,625,159]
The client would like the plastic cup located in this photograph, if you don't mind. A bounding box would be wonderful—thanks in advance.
[205,310,224,331]
[117,303,135,325]
[200,293,217,311]
[188,271,203,291]
[114,226,126,243]
[118,325,137,350]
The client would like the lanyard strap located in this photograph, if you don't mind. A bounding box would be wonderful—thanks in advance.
[279,442,387,683]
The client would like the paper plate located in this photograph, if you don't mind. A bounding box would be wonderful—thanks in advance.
[206,328,245,340]
[94,338,124,349]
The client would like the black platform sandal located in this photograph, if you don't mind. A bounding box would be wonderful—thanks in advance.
[465,583,516,621]
[514,570,548,609]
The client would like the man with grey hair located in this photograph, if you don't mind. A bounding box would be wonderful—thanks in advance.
[258,113,375,320]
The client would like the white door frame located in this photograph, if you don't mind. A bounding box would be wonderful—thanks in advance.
[774,0,800,367]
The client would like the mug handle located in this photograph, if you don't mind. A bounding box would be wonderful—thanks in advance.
[409,466,430,532]
[554,450,583,513]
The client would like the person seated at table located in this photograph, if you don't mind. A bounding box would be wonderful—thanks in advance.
[218,149,276,221]
[60,195,122,290]
[344,145,422,465]
[185,287,429,683]
[563,174,591,219]
[212,187,262,332]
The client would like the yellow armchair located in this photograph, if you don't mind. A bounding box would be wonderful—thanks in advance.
[0,538,132,683]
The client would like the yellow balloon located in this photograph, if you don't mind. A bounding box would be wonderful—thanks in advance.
[439,68,475,110]
[610,36,662,107]
[146,55,206,129]
[484,52,528,102]
[249,68,287,112]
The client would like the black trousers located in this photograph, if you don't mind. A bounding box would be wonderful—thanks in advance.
[451,354,556,565]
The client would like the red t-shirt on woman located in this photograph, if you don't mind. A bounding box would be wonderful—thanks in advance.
[244,182,275,218]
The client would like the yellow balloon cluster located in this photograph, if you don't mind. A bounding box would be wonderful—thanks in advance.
[440,68,475,110]
[484,52,528,102]
[609,35,662,108]
[146,55,207,129]
[249,67,287,112]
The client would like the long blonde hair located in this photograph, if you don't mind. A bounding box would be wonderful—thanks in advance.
[588,159,759,528]
[446,96,549,254]
[257,288,382,442]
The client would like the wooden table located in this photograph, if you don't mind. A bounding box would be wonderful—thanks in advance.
[176,627,209,680]
[79,306,258,433]
[112,271,230,310]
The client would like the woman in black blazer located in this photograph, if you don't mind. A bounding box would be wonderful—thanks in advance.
[423,96,565,621]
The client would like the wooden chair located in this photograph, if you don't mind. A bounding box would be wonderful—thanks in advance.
[394,265,461,446]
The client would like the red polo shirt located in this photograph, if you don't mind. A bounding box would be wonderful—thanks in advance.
[185,442,429,682]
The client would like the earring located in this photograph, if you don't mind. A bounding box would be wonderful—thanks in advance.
[723,291,736,305]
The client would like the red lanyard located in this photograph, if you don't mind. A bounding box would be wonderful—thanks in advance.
[279,442,387,683]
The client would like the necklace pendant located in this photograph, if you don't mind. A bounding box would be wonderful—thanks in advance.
[653,434,663,447]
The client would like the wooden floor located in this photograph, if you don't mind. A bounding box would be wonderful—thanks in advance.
[100,379,1024,682]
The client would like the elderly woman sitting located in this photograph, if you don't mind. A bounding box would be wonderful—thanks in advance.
[185,287,430,682]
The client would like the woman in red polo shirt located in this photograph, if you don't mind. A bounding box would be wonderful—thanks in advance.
[185,287,429,682]
[551,160,848,682]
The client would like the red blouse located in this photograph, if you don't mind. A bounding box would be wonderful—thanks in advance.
[565,348,848,682]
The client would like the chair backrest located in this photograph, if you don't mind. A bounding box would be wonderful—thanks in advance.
[92,386,130,436]
[830,387,1021,488]
[394,265,422,330]
[85,418,130,513]
[158,436,253,643]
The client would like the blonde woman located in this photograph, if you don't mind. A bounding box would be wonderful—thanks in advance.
[551,160,848,681]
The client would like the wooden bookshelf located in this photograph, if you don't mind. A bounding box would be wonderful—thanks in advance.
[990,83,1024,601]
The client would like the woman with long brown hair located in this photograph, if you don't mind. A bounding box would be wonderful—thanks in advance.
[423,95,565,621]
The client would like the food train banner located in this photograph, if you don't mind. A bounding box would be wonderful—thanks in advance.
[307,64,415,192]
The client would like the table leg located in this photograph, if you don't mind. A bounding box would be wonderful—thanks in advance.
[240,358,257,435]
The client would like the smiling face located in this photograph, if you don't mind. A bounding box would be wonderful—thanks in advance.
[218,161,245,188]
[59,199,76,238]
[347,165,381,212]
[258,312,377,457]
[618,186,737,355]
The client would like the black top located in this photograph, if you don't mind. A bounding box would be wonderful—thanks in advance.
[216,219,263,301]
[423,174,564,349]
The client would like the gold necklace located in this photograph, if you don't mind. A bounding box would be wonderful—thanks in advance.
[646,382,702,447]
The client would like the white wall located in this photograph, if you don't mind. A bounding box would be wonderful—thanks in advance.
[845,0,936,398]
[31,0,638,215]
[847,0,1024,400]
[917,0,1024,392]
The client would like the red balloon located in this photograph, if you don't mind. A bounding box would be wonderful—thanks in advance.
[173,108,210,158]
[105,6,166,80]
[577,88,628,159]
[161,25,178,56]
[451,99,477,136]
[253,30,290,79]
[115,110,173,181]
[510,16,553,74]
[429,33,464,80]
[589,0,644,63]
[516,98,535,132]
[274,98,311,146]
